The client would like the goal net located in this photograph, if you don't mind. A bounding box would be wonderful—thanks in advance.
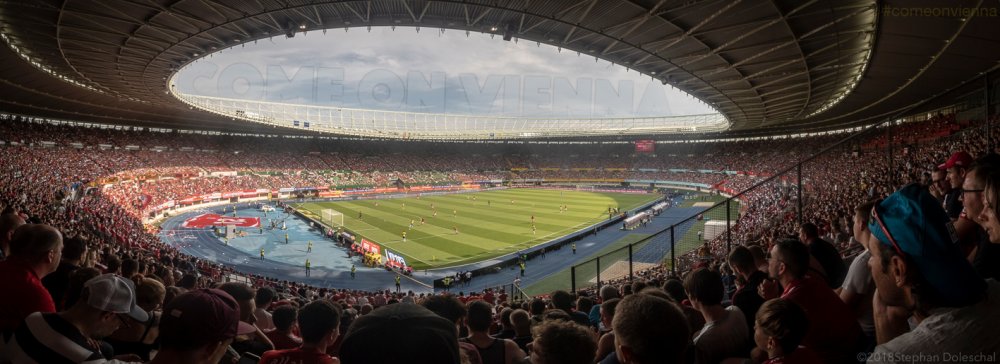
[321,209,344,228]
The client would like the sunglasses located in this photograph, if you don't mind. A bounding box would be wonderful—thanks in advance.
[870,202,905,257]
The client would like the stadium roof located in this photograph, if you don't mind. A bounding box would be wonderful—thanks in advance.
[0,0,997,138]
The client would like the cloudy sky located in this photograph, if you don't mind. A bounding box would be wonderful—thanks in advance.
[174,27,716,118]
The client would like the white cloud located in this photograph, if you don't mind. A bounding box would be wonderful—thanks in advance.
[174,27,716,118]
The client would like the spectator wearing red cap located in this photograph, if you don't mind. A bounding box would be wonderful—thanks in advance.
[939,151,973,220]
[149,289,257,364]
[7,274,148,363]
[867,184,1000,362]
[0,224,62,337]
[259,300,341,364]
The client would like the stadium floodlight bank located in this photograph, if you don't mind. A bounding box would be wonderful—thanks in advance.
[173,92,730,140]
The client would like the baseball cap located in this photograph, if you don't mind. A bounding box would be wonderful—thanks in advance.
[340,303,460,364]
[159,289,256,350]
[868,183,986,307]
[84,274,148,322]
[938,151,973,170]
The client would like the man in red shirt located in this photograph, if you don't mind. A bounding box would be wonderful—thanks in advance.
[0,224,62,337]
[259,300,342,364]
[264,305,302,350]
[759,239,861,364]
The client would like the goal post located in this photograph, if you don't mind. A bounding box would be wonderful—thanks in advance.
[321,209,344,228]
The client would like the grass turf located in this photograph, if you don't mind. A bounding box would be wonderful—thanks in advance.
[293,188,660,269]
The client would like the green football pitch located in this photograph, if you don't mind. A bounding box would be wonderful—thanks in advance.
[293,188,660,270]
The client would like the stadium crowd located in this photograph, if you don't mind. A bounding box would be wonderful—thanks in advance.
[0,112,999,363]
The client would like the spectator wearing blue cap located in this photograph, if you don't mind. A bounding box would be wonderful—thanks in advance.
[867,183,1000,362]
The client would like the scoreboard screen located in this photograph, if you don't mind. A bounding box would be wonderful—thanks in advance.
[635,140,655,153]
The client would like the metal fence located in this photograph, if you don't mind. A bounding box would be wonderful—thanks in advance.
[569,108,998,294]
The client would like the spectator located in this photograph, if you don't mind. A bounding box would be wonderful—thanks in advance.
[64,267,102,309]
[594,298,620,363]
[508,309,533,354]
[685,268,748,364]
[218,282,274,357]
[940,151,973,220]
[575,297,594,330]
[149,289,257,364]
[43,235,88,310]
[752,298,820,364]
[7,274,148,363]
[747,246,768,273]
[589,285,619,330]
[260,300,341,364]
[867,184,1000,361]
[421,294,482,364]
[759,239,860,364]
[529,320,596,364]
[839,200,878,350]
[496,308,515,339]
[463,301,525,364]
[0,211,26,260]
[264,305,302,350]
[612,293,690,364]
[798,223,846,289]
[528,298,546,327]
[728,246,766,333]
[340,303,462,364]
[254,287,277,332]
[960,154,1000,280]
[0,224,62,336]
[550,291,589,327]
[105,278,166,361]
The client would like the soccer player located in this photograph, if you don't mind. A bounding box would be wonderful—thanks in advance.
[305,259,311,277]
[350,264,356,279]
[409,220,414,229]
[260,248,265,260]
[402,231,407,242]
[532,225,536,235]
[453,226,459,235]
[453,209,457,217]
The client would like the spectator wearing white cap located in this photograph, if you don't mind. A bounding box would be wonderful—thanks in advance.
[6,274,148,363]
